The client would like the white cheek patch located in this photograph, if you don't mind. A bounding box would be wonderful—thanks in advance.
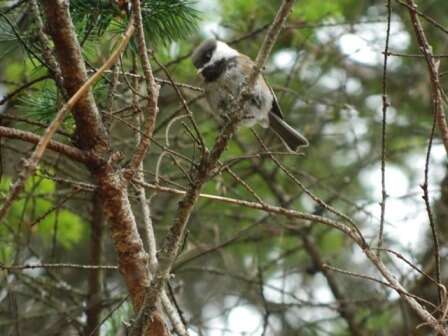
[203,41,239,69]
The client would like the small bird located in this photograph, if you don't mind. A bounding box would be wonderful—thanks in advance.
[191,39,308,151]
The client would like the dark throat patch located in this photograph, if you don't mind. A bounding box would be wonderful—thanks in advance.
[202,57,237,82]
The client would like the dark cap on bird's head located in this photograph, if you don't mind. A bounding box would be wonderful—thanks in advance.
[192,39,217,69]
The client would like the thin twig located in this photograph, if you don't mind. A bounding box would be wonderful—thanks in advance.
[0,126,96,164]
[91,69,204,92]
[397,0,448,35]
[377,247,439,286]
[152,54,205,150]
[385,51,448,58]
[125,0,160,181]
[0,114,71,138]
[323,263,438,310]
[251,129,366,245]
[377,0,391,254]
[0,75,49,106]
[301,234,364,336]
[0,263,118,270]
[130,59,158,271]
[421,89,441,303]
[87,296,129,336]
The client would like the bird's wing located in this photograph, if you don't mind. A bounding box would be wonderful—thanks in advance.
[268,85,284,119]
[238,53,284,119]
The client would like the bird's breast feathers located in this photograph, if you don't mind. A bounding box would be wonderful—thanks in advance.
[204,55,272,127]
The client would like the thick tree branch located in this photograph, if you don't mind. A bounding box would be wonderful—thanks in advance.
[40,0,109,152]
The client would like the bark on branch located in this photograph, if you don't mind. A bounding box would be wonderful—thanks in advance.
[405,0,448,154]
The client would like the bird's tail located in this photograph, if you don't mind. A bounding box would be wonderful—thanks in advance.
[268,112,309,151]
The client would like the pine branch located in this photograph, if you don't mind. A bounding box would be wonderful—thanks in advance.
[71,0,199,44]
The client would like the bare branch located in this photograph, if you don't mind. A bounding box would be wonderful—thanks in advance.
[125,0,160,181]
[0,126,96,164]
[0,263,117,271]
[404,0,448,154]
[377,0,392,253]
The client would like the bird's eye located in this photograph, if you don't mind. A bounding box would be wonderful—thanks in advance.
[205,51,212,61]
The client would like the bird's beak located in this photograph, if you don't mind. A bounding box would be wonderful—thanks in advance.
[197,67,204,75]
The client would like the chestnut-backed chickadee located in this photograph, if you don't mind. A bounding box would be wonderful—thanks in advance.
[191,39,308,151]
